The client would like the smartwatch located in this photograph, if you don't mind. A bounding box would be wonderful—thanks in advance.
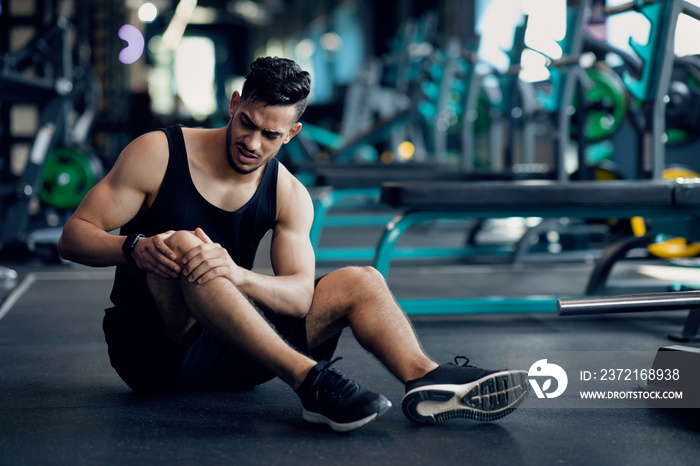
[122,234,145,263]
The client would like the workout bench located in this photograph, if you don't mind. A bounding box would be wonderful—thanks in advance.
[375,178,700,315]
[310,164,553,262]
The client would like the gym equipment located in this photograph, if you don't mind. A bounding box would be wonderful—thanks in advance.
[567,0,698,180]
[571,66,628,144]
[309,0,622,263]
[306,28,487,262]
[532,1,589,182]
[0,0,102,258]
[479,1,624,180]
[644,345,700,401]
[477,15,539,173]
[313,1,700,268]
[559,292,700,400]
[608,0,686,179]
[627,166,700,262]
[374,178,700,315]
[646,237,700,260]
[310,167,513,263]
[579,11,700,166]
[368,0,700,290]
[558,290,700,341]
[664,56,700,146]
[39,147,103,210]
[286,12,440,167]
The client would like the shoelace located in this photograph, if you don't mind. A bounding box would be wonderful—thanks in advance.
[313,357,358,400]
[453,356,474,367]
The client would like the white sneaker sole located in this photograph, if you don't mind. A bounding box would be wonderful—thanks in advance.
[302,398,392,432]
[402,370,528,423]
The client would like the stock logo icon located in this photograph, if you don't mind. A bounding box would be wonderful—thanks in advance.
[528,359,568,399]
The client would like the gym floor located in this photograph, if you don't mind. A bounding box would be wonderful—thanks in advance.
[1,225,699,466]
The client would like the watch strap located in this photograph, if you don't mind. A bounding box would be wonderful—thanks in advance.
[122,234,145,263]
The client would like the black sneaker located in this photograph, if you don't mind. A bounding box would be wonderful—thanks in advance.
[402,356,528,424]
[296,358,392,432]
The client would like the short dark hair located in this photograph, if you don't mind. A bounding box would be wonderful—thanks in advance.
[241,56,311,121]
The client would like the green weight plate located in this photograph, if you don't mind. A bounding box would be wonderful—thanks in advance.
[573,68,627,143]
[39,147,101,209]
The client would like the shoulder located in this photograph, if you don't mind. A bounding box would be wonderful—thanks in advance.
[119,130,169,166]
[275,161,313,225]
[107,130,170,192]
[276,161,312,204]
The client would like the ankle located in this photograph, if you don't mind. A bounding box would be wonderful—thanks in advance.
[402,361,439,384]
[290,360,318,391]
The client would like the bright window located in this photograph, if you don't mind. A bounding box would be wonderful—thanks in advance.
[173,36,217,120]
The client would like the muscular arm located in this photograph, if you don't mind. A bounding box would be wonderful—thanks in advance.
[237,169,316,316]
[58,131,180,277]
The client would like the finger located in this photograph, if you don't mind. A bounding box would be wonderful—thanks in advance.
[191,266,226,285]
[158,259,181,278]
[194,228,213,244]
[153,235,178,261]
[142,240,179,275]
[185,255,227,282]
[142,257,178,279]
[180,243,205,268]
[185,257,213,282]
[181,241,220,267]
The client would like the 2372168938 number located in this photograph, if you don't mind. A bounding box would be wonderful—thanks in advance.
[598,368,680,381]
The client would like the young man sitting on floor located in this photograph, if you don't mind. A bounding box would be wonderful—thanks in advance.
[58,56,528,432]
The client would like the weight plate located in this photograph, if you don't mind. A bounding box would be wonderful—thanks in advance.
[572,68,627,143]
[665,61,700,147]
[39,147,102,209]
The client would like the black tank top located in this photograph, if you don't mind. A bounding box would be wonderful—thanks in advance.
[109,124,279,305]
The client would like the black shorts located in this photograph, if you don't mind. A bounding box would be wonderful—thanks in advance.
[103,276,340,395]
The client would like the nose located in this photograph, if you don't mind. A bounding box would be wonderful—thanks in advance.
[242,130,262,153]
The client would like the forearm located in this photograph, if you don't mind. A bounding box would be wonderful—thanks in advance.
[58,218,127,267]
[234,268,314,318]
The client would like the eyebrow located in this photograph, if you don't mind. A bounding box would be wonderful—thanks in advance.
[240,112,284,137]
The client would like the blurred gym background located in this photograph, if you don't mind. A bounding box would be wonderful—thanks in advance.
[4,0,700,262]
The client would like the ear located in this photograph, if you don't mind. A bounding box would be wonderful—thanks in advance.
[229,91,241,118]
[283,122,302,144]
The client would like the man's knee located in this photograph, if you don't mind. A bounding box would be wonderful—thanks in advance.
[164,230,202,259]
[343,266,384,283]
[325,266,386,295]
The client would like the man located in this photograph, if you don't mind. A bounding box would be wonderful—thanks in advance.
[58,56,528,432]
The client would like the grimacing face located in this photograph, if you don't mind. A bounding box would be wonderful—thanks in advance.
[225,94,301,175]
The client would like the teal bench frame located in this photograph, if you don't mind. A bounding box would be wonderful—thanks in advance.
[373,179,700,315]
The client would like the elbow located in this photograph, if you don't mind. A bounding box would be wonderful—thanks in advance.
[57,225,80,263]
[293,301,313,319]
[293,285,315,318]
[56,233,70,262]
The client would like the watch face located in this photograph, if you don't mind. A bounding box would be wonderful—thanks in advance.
[125,234,143,248]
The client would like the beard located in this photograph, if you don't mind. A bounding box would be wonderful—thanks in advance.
[225,121,278,175]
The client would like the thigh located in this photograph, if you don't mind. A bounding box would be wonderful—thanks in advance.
[103,278,341,394]
[103,280,273,394]
[103,279,191,394]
